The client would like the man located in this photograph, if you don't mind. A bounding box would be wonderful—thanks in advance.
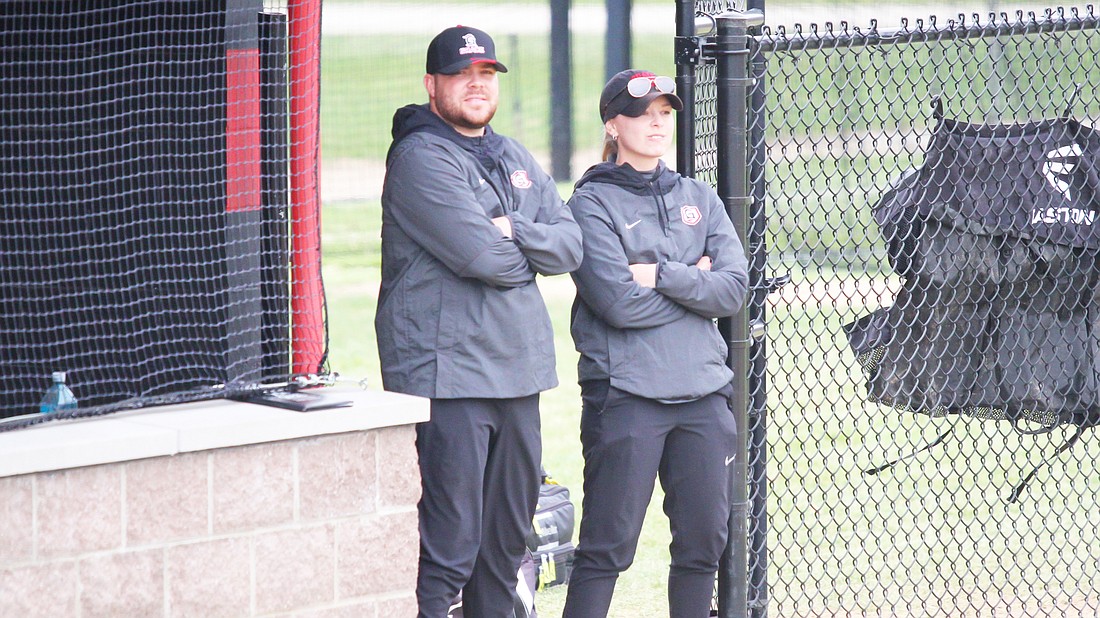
[375,25,583,618]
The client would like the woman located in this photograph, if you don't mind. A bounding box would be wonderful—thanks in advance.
[562,69,750,618]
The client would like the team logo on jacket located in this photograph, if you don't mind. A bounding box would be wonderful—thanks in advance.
[681,205,702,226]
[511,170,533,189]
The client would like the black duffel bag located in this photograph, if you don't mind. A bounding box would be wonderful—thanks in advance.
[527,471,576,589]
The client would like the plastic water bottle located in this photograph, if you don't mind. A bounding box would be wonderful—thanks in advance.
[40,371,78,414]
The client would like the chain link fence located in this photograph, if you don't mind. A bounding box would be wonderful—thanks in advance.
[685,3,1100,616]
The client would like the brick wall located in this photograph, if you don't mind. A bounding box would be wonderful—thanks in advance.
[0,425,421,617]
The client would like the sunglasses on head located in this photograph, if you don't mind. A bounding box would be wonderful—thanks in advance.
[626,75,676,98]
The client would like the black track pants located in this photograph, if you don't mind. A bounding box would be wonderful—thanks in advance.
[562,382,736,618]
[415,395,542,618]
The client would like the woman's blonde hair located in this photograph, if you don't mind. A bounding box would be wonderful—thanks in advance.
[601,130,618,163]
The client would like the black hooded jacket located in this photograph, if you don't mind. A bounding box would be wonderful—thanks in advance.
[568,161,749,402]
[376,104,582,399]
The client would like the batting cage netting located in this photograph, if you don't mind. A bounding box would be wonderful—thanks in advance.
[0,0,327,425]
[683,2,1100,617]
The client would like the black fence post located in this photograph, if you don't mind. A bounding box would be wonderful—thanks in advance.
[714,8,764,618]
[673,1,716,177]
[674,0,695,176]
[604,0,631,80]
[550,0,572,181]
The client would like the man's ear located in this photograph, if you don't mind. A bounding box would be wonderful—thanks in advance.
[424,74,435,100]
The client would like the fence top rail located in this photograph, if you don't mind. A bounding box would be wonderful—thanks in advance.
[750,4,1098,53]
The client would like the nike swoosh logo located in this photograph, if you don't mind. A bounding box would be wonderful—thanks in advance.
[725,456,735,466]
[625,219,643,230]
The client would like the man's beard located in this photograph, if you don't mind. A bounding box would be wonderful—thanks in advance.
[436,94,497,131]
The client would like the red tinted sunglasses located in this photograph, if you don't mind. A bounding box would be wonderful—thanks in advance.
[626,75,676,97]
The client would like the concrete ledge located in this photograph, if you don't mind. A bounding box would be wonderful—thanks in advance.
[0,387,429,478]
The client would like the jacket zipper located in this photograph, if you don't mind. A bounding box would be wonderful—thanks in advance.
[648,177,670,236]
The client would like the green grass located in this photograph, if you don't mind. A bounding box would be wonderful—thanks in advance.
[320,25,1100,169]
[751,274,1100,616]
[320,31,677,162]
[764,30,1100,136]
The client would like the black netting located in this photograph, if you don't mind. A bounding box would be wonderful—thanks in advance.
[0,0,326,425]
[691,4,1100,617]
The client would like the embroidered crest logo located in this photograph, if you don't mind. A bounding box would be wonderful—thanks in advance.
[510,170,533,189]
[460,34,486,56]
[681,205,702,226]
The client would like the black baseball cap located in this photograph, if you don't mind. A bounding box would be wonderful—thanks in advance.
[426,26,509,75]
[599,69,683,122]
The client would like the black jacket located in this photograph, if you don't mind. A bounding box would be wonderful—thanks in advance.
[375,104,582,398]
[568,161,749,402]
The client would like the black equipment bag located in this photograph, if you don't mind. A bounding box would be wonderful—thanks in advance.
[845,112,1100,500]
[527,471,576,589]
[847,115,1100,428]
[534,541,575,589]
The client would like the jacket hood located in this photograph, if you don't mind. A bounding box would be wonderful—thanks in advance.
[573,160,681,197]
[386,103,505,168]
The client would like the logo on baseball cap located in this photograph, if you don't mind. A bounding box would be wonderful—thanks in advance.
[426,26,509,75]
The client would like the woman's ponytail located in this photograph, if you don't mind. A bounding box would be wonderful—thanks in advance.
[601,131,618,163]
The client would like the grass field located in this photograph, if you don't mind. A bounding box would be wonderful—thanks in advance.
[320,30,677,162]
[320,23,1099,165]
